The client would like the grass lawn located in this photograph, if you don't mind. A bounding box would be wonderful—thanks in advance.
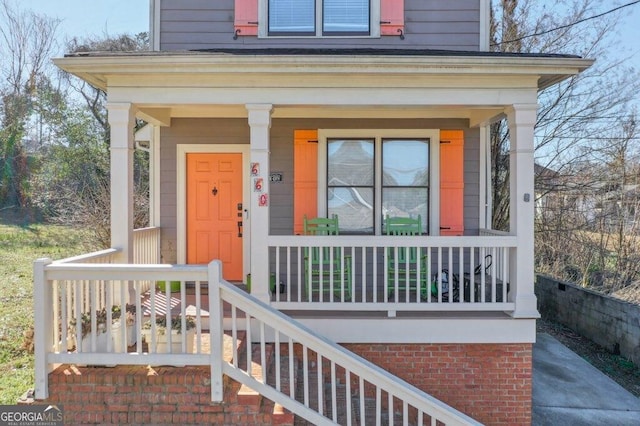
[0,222,95,405]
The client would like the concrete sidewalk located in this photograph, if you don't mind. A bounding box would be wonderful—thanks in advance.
[533,333,640,425]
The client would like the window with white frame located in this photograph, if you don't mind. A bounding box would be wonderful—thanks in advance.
[268,0,371,36]
[326,136,430,234]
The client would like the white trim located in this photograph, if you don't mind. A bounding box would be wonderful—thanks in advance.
[317,129,440,235]
[479,0,490,51]
[176,144,251,278]
[258,0,381,38]
[294,317,536,344]
[150,0,161,51]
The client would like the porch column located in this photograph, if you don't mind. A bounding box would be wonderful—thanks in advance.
[506,104,539,318]
[247,104,273,303]
[107,103,136,265]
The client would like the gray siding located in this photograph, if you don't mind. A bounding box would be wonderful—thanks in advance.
[159,118,479,263]
[159,0,481,51]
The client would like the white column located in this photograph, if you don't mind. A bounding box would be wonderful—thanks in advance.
[151,125,161,227]
[34,258,53,399]
[247,104,273,303]
[507,104,539,318]
[107,103,136,266]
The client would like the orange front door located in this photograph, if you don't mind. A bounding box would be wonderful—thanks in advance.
[187,153,243,280]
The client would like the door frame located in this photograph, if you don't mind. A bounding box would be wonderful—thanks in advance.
[177,144,250,278]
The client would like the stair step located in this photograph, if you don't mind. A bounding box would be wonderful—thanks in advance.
[237,342,275,407]
[267,354,298,425]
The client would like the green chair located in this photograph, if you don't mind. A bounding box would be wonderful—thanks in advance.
[385,215,429,300]
[303,215,352,300]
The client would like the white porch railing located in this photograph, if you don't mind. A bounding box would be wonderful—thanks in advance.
[213,263,481,425]
[478,228,510,237]
[133,226,161,264]
[33,259,212,399]
[268,235,516,313]
[34,259,481,425]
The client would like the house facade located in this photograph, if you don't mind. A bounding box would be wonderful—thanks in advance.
[33,1,592,424]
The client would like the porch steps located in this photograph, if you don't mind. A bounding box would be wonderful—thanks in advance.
[230,336,295,425]
[292,356,412,426]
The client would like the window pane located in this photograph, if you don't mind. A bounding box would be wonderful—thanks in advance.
[328,187,374,233]
[323,0,369,33]
[382,188,428,233]
[269,0,315,33]
[383,139,429,186]
[328,139,374,186]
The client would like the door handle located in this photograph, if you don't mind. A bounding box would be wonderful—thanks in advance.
[237,221,243,237]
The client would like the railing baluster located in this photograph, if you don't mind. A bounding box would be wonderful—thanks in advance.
[388,391,394,426]
[373,247,378,304]
[57,281,65,352]
[232,306,238,368]
[359,376,365,426]
[481,247,486,303]
[260,321,266,383]
[275,248,281,302]
[286,246,291,302]
[470,247,476,304]
[196,279,202,353]
[275,330,281,392]
[459,247,465,303]
[288,337,295,399]
[376,387,382,426]
[246,314,252,376]
[317,352,323,415]
[331,361,337,422]
[437,247,442,303]
[303,345,309,407]
[345,370,352,426]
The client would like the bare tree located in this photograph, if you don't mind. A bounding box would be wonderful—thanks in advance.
[0,0,60,208]
[489,1,640,292]
[490,0,640,229]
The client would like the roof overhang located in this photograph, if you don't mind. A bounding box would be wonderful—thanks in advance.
[54,51,593,93]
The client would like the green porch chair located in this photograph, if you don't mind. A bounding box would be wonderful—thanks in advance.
[303,215,352,300]
[385,215,430,300]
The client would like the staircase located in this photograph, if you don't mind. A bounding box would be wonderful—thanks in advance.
[216,279,481,425]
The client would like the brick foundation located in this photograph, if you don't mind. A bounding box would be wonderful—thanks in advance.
[38,343,531,425]
[342,343,533,425]
[40,365,287,425]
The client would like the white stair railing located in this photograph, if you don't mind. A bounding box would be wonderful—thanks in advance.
[209,261,482,426]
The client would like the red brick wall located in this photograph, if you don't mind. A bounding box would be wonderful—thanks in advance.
[342,343,533,426]
[42,365,282,425]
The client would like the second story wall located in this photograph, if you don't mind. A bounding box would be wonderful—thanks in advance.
[156,0,483,52]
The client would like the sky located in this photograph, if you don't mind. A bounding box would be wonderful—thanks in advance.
[19,0,149,55]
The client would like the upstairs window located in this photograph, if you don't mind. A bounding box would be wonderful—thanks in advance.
[235,0,403,38]
[268,0,370,36]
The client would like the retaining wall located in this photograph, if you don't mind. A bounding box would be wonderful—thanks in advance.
[535,274,640,364]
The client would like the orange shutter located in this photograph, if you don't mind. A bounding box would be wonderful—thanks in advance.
[380,0,404,36]
[234,0,258,36]
[440,130,464,236]
[294,130,318,235]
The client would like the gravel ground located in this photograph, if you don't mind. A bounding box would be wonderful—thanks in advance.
[537,317,640,398]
